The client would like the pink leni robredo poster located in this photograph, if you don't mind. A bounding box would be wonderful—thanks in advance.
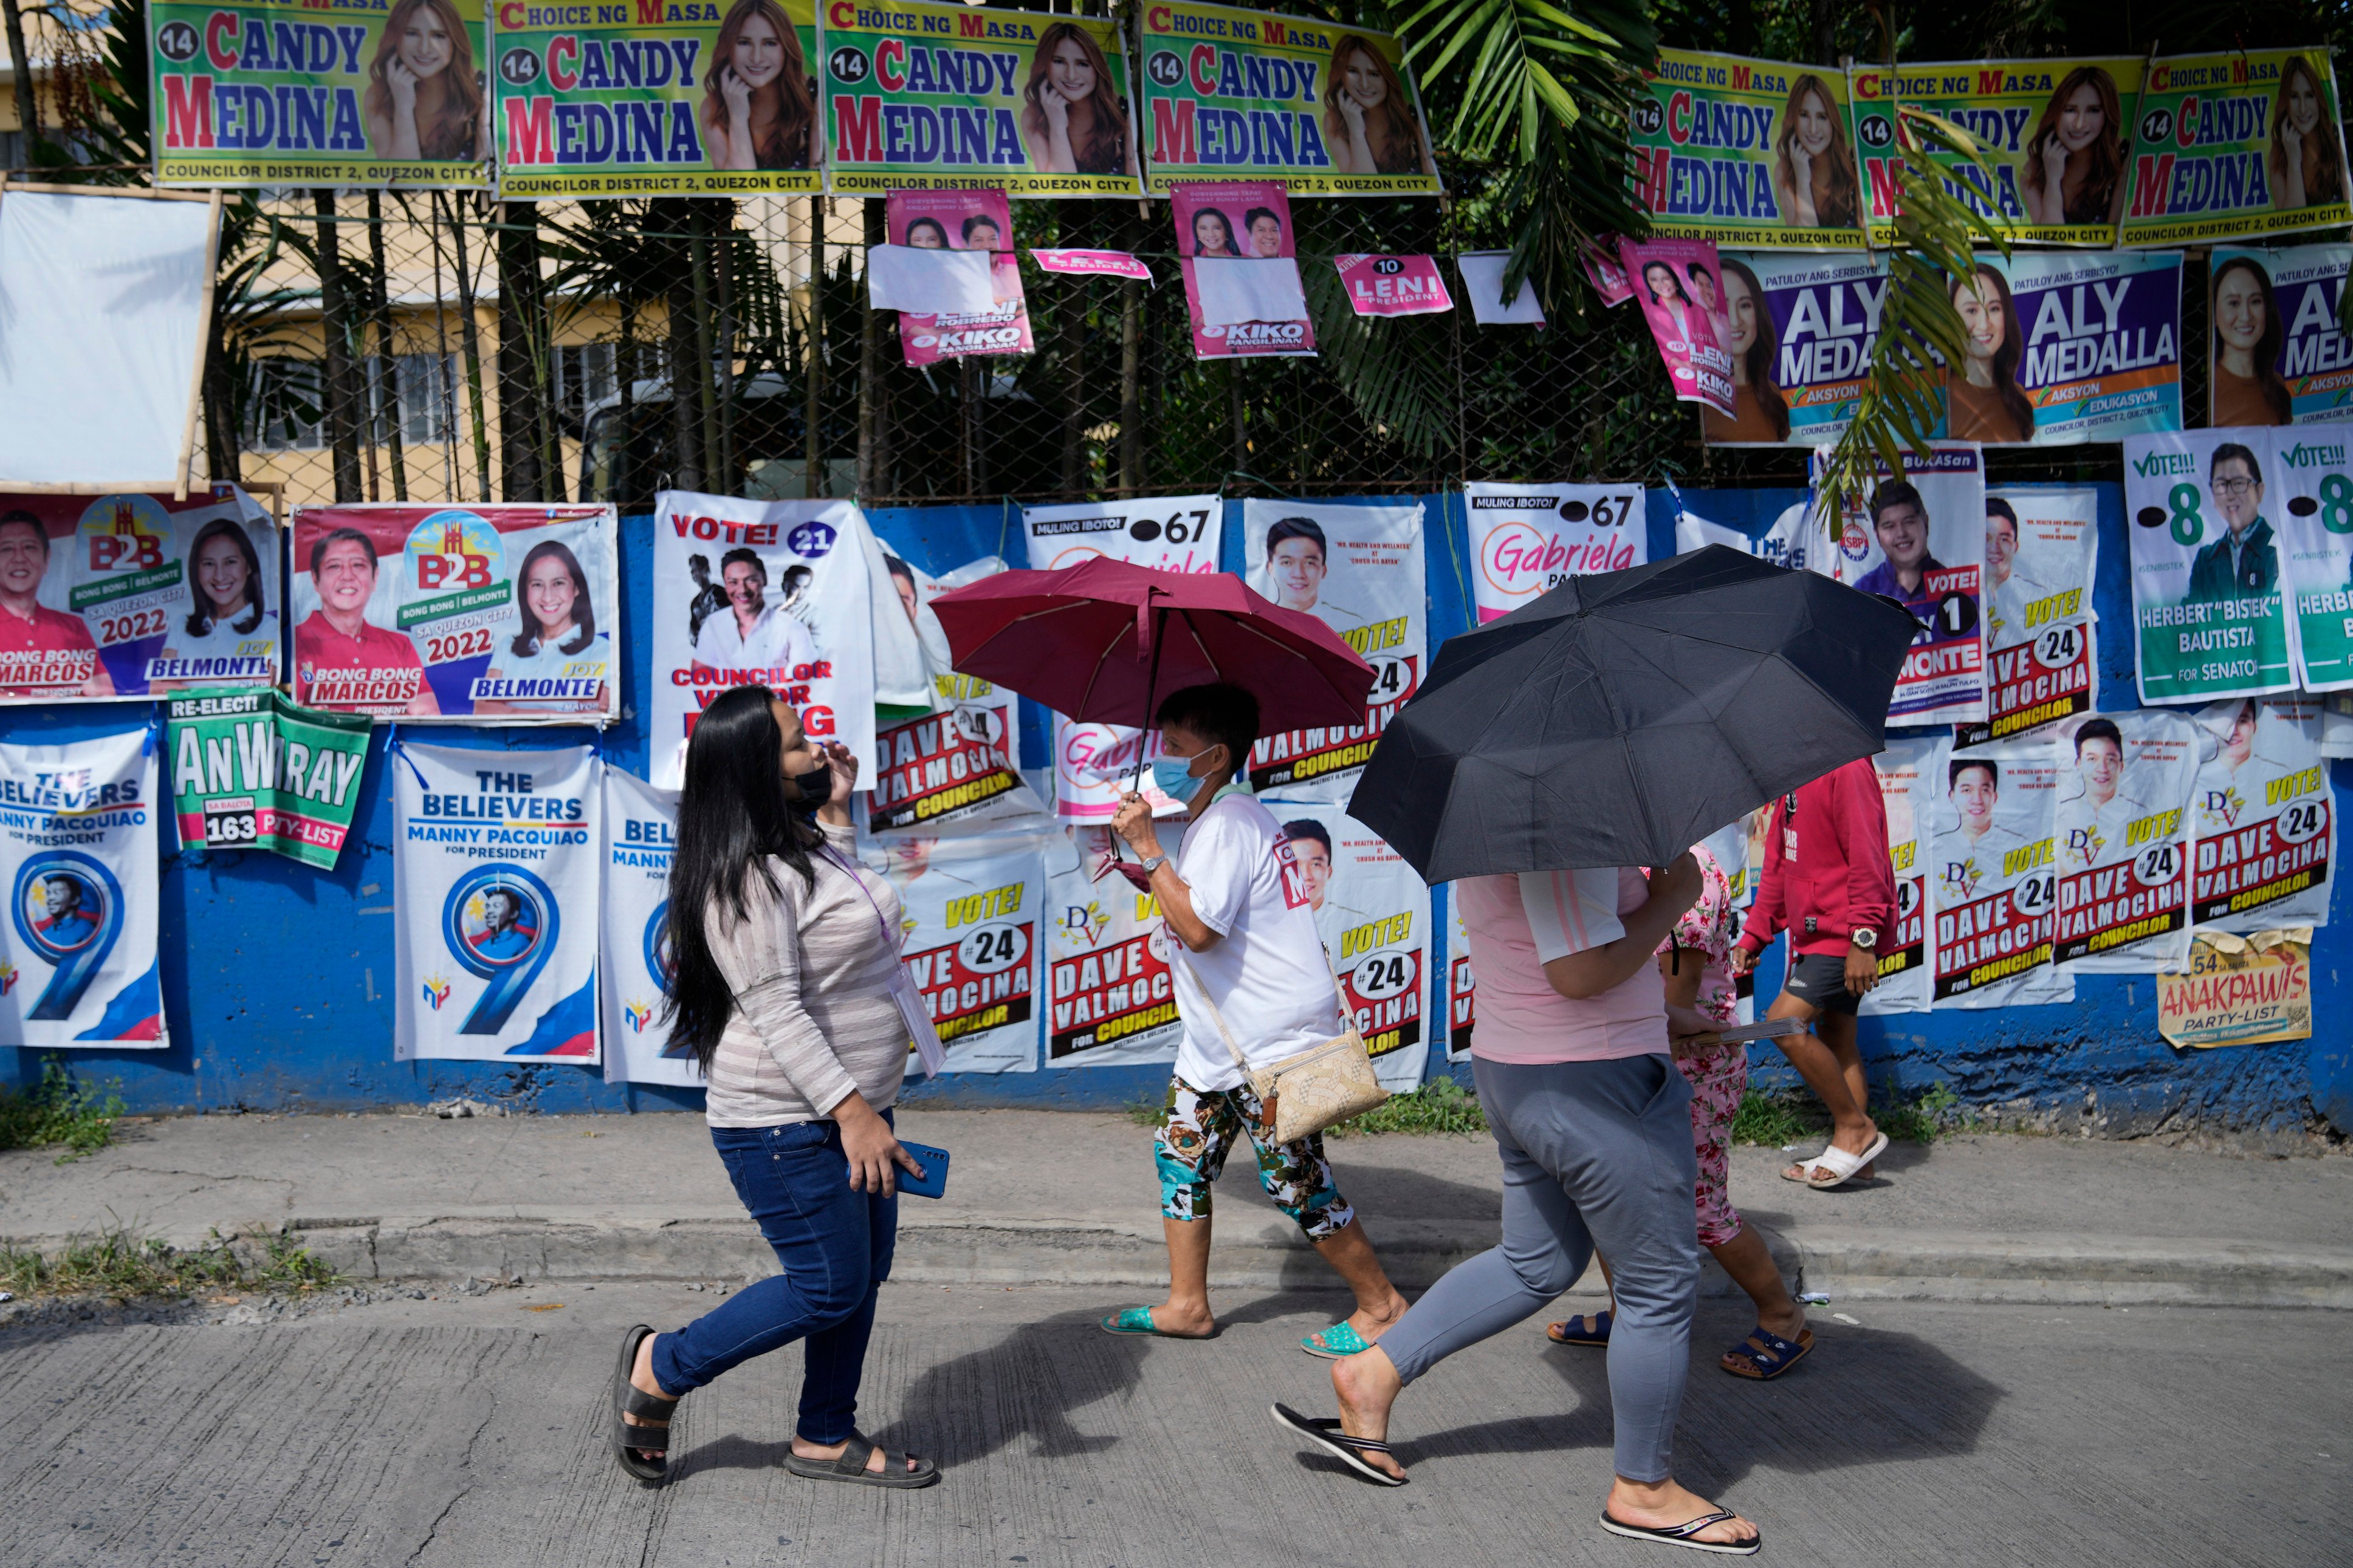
[1171,180,1316,360]
[885,189,1034,365]
[1618,237,1736,415]
[1333,253,1452,317]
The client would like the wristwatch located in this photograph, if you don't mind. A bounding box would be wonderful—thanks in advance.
[1138,854,1168,877]
[1850,928,1878,950]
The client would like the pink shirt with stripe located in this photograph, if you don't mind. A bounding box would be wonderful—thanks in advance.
[1455,866,1667,1064]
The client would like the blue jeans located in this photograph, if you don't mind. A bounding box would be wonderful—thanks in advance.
[650,1115,898,1446]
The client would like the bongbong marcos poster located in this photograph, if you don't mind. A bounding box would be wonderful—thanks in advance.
[394,741,600,1063]
[0,730,164,1047]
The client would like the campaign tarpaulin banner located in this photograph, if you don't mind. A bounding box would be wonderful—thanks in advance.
[1703,253,1885,447]
[654,494,911,787]
[1333,253,1451,317]
[1582,239,1633,306]
[1136,2,1438,197]
[2051,710,2196,972]
[1848,58,2146,247]
[493,0,820,198]
[885,190,1034,365]
[393,740,600,1063]
[1271,803,1429,1092]
[1620,238,1736,416]
[1241,500,1423,801]
[1445,895,1472,1061]
[166,688,373,868]
[1930,739,2073,1008]
[1962,485,2098,747]
[1672,491,1818,573]
[825,2,1138,195]
[1463,482,1647,625]
[599,768,698,1088]
[1943,253,2182,447]
[2121,50,2352,247]
[861,828,1046,1072]
[2123,430,2298,705]
[289,503,619,721]
[150,0,490,187]
[870,697,1039,832]
[1808,443,1987,724]
[1629,49,1865,250]
[1031,247,1153,282]
[2270,431,2353,691]
[1173,181,1316,360]
[2190,696,2333,931]
[0,731,164,1049]
[1860,737,1946,1015]
[1043,829,1180,1067]
[2210,245,2353,425]
[0,487,280,703]
[1021,495,1220,820]
[2157,929,2313,1048]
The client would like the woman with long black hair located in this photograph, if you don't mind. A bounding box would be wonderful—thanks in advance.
[612,685,938,1491]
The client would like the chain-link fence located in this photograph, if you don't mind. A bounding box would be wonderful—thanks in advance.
[174,188,1732,513]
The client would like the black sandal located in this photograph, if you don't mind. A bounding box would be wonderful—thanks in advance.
[1269,1402,1407,1487]
[784,1433,941,1489]
[613,1324,680,1483]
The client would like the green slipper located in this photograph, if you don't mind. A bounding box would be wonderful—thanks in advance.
[1098,1307,1216,1338]
[1300,1320,1370,1358]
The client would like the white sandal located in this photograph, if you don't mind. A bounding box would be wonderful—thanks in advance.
[1783,1129,1889,1189]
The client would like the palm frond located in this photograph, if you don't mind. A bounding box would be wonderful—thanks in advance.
[1301,261,1458,459]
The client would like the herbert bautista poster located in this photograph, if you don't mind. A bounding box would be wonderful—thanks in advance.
[0,730,164,1049]
[1240,499,1424,801]
[393,741,600,1063]
[862,828,1047,1073]
[289,503,619,722]
[601,767,698,1089]
[0,487,278,703]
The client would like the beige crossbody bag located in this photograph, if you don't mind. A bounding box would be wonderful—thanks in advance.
[1176,949,1389,1143]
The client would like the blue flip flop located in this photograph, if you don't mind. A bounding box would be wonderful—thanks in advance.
[1098,1307,1217,1338]
[1545,1310,1612,1347]
[1721,1325,1813,1380]
[1300,1320,1370,1358]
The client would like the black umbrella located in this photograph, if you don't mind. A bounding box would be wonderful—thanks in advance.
[1347,545,1920,883]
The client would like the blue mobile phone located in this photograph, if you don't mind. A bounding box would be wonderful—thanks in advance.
[896,1140,950,1200]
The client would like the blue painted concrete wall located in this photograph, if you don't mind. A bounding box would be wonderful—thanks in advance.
[2,489,2341,1138]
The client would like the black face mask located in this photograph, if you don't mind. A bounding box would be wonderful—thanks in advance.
[785,759,831,817]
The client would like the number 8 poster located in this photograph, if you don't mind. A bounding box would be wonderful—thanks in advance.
[290,504,619,721]
[2123,431,2298,705]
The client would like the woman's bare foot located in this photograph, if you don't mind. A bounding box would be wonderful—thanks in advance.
[1782,1117,1882,1183]
[1328,1345,1407,1481]
[1606,1475,1759,1549]
[1546,1310,1612,1343]
[789,1436,924,1476]
[1142,1299,1217,1337]
[624,1334,672,1463]
[1344,1290,1410,1343]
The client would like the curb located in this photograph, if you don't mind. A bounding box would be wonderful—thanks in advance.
[15,1210,2343,1310]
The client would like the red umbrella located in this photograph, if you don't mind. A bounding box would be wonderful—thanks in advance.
[928,556,1374,734]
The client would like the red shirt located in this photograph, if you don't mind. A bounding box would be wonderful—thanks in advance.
[0,603,100,694]
[1737,758,1897,960]
[295,610,424,710]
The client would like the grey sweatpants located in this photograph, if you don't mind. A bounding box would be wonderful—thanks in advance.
[1375,1053,1701,1482]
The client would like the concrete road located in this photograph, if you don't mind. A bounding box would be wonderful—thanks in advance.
[2,1281,2341,1567]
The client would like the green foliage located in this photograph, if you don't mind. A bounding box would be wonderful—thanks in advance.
[1,1225,340,1302]
[0,1058,125,1163]
[1878,1081,1974,1142]
[1733,1081,1974,1147]
[1325,1076,1489,1137]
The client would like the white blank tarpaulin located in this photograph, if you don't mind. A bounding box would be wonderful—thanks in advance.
[0,190,218,488]
[1193,257,1308,327]
[1457,252,1547,326]
[865,245,995,316]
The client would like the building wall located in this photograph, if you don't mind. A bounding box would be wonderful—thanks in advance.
[2,490,2342,1140]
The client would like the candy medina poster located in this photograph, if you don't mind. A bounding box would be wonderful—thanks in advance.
[2120,49,2352,247]
[1627,48,1864,249]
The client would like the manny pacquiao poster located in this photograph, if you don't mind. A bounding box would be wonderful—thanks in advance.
[2190,696,2334,931]
[289,503,619,721]
[1929,738,2073,1008]
[653,493,924,788]
[1270,802,1430,1091]
[1042,827,1180,1067]
[2050,710,2198,972]
[0,730,164,1048]
[861,827,1047,1073]
[1859,736,1946,1016]
[393,741,601,1063]
[0,486,278,702]
[1241,499,1424,802]
[1809,443,1988,725]
[1461,482,1647,625]
[1020,494,1221,820]
[601,767,699,1089]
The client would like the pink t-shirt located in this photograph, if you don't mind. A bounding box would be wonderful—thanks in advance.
[1456,866,1666,1064]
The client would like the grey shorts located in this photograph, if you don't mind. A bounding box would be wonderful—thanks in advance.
[1779,951,1861,1015]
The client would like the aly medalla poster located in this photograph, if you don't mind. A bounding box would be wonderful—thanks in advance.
[0,487,279,703]
[151,0,490,187]
[0,731,165,1049]
[394,740,600,1063]
[290,503,619,721]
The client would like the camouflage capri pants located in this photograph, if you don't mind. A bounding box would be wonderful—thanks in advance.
[1155,1075,1355,1242]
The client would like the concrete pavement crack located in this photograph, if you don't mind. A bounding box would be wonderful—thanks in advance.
[402,1483,472,1566]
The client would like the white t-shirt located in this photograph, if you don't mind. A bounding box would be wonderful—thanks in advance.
[693,602,816,676]
[484,627,611,710]
[1166,788,1345,1093]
